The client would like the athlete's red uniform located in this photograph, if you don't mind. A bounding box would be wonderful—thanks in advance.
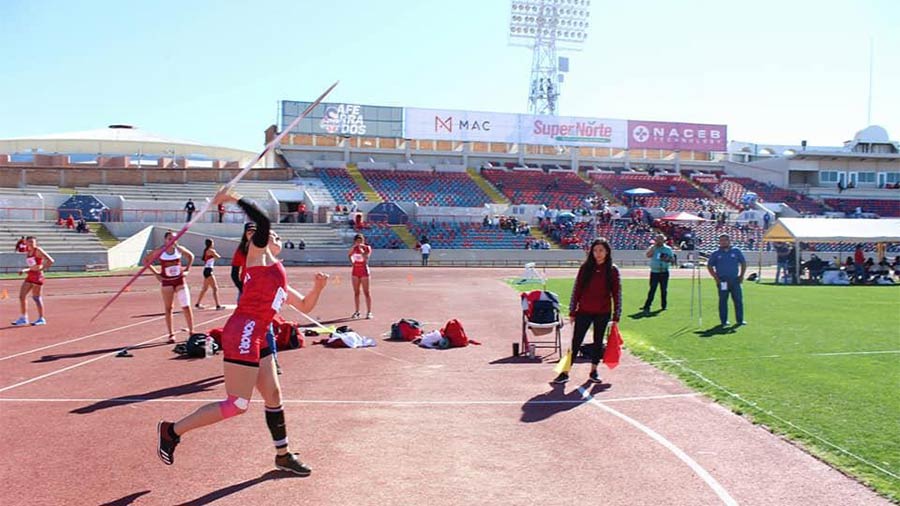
[221,262,288,366]
[350,244,370,278]
[24,250,44,285]
[159,249,185,288]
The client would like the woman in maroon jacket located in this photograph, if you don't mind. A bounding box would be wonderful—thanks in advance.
[553,238,622,384]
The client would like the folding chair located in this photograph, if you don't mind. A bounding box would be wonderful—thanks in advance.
[520,290,563,358]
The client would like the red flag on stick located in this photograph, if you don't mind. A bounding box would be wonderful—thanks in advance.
[602,322,623,369]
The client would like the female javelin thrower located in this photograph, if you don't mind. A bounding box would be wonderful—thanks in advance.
[157,186,328,476]
[10,236,54,326]
[144,230,195,343]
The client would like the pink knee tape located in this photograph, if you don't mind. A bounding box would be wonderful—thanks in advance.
[219,395,249,419]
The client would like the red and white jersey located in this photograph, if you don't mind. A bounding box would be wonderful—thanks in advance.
[350,244,370,266]
[159,249,183,280]
[26,250,42,268]
[237,262,288,320]
[350,244,371,278]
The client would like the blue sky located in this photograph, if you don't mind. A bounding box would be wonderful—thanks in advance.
[1,0,897,152]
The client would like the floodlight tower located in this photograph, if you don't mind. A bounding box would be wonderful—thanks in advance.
[509,0,591,116]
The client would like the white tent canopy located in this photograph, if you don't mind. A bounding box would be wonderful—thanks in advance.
[763,218,900,243]
[763,218,900,284]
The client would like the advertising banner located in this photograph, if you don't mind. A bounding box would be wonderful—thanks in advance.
[404,108,520,143]
[281,101,403,138]
[519,115,627,147]
[627,120,727,151]
[405,108,627,147]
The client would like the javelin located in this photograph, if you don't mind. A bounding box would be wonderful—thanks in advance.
[90,81,340,322]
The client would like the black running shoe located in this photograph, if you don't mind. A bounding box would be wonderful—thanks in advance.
[157,421,180,465]
[589,370,602,383]
[275,452,312,477]
[551,372,569,384]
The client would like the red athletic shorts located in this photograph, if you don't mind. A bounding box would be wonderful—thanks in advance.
[25,271,44,286]
[221,312,272,367]
[161,276,184,288]
[351,264,369,278]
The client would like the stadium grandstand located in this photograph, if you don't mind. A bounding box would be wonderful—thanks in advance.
[1,110,898,274]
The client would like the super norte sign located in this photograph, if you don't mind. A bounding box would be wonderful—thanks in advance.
[403,108,628,147]
[627,120,727,151]
[520,115,627,147]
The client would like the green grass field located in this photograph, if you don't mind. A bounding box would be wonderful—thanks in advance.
[515,278,900,500]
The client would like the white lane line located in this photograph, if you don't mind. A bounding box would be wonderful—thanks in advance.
[0,392,701,406]
[0,315,229,394]
[644,345,900,481]
[639,349,900,366]
[0,315,167,362]
[577,386,739,506]
[810,350,900,357]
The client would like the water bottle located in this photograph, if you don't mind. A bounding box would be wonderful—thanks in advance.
[205,335,214,357]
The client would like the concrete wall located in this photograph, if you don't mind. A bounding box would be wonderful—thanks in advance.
[107,226,152,270]
[0,195,46,220]
[104,223,242,266]
[276,247,778,268]
[0,246,780,274]
[0,167,293,187]
[0,251,109,272]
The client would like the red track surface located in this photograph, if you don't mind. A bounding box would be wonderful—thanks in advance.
[0,268,888,505]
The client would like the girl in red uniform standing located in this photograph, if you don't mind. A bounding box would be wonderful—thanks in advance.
[194,238,224,310]
[11,236,54,326]
[144,230,195,343]
[157,186,328,476]
[348,233,372,319]
[552,238,622,384]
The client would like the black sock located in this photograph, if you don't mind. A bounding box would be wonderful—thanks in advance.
[168,424,179,439]
[265,405,288,449]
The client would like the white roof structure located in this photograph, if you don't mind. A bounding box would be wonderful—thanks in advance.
[0,125,257,164]
[763,218,900,243]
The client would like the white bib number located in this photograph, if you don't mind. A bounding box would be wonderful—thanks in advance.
[165,265,182,277]
[271,287,287,312]
[351,253,364,263]
[26,257,37,267]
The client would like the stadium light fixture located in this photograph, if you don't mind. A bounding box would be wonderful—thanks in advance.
[508,0,591,115]
[509,0,591,51]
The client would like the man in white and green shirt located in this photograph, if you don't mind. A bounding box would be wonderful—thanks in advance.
[642,233,675,312]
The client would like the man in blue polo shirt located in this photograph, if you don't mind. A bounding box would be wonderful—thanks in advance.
[642,233,675,312]
[707,234,747,326]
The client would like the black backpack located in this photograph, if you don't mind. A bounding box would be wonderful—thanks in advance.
[185,333,215,358]
[530,300,557,324]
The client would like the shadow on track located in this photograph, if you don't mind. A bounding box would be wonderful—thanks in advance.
[70,375,224,414]
[521,381,610,423]
[33,342,170,363]
[176,470,299,506]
